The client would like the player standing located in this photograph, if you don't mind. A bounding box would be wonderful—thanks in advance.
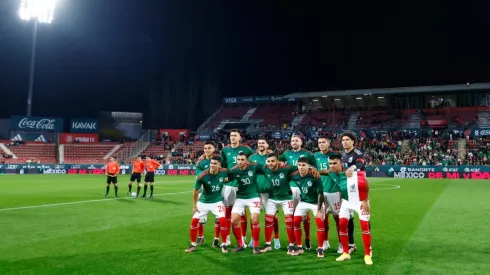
[326,152,373,265]
[258,153,299,254]
[141,156,161,198]
[289,157,325,257]
[195,141,221,246]
[220,129,254,245]
[340,132,365,253]
[314,137,342,253]
[127,156,145,196]
[228,152,262,254]
[185,156,229,253]
[105,156,120,197]
[278,134,316,250]
[249,138,281,249]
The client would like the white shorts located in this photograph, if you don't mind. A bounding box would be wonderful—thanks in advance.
[294,202,319,217]
[232,198,261,215]
[222,185,237,206]
[338,199,370,221]
[260,193,269,209]
[324,192,342,216]
[192,201,226,220]
[266,199,295,216]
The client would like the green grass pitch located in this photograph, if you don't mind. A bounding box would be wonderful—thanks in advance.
[0,175,489,275]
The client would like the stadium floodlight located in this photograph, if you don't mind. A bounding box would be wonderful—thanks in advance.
[19,0,57,24]
[19,0,57,116]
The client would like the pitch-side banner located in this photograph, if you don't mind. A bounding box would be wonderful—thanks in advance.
[70,118,99,133]
[10,116,64,132]
[59,133,99,144]
[0,164,196,176]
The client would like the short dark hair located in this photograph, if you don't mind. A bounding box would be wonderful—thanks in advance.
[297,157,309,165]
[340,131,357,144]
[204,141,215,147]
[267,153,278,159]
[329,152,342,161]
[237,152,247,157]
[211,156,222,162]
[230,129,240,134]
[257,136,268,143]
[318,136,330,141]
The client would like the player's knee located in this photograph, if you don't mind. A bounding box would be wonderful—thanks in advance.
[339,218,349,231]
[191,218,200,227]
[231,214,241,225]
[251,214,260,224]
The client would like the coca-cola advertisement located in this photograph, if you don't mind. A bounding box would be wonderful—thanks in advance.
[10,116,64,132]
[59,133,99,144]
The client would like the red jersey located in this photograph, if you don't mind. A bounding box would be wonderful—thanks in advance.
[133,160,145,173]
[106,162,120,175]
[145,159,161,172]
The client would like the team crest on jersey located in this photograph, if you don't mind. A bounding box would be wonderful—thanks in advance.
[279,173,284,178]
[349,184,356,192]
[248,171,253,177]
[219,177,224,182]
[307,181,312,187]
[348,157,353,163]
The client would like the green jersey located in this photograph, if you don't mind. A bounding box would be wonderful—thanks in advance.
[279,149,316,167]
[249,153,269,193]
[261,165,298,200]
[290,172,323,204]
[249,153,268,165]
[314,151,338,193]
[195,155,222,176]
[323,172,343,193]
[228,164,261,199]
[221,145,255,169]
[194,169,229,203]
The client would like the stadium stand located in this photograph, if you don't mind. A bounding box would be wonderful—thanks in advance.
[0,141,56,164]
[63,142,130,164]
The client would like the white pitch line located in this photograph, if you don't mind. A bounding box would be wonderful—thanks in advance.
[0,182,400,212]
[370,183,401,191]
[0,191,192,212]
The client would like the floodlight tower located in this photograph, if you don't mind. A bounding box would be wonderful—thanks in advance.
[19,0,57,116]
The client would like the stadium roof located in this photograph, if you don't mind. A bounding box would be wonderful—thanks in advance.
[284,82,490,98]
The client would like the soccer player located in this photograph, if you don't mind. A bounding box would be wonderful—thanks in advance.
[259,153,298,255]
[105,156,120,197]
[289,157,326,257]
[195,141,221,246]
[220,129,254,245]
[279,134,316,250]
[127,156,145,196]
[142,156,161,198]
[249,138,281,249]
[314,137,342,253]
[228,152,262,254]
[185,156,229,253]
[325,152,373,265]
[340,131,366,253]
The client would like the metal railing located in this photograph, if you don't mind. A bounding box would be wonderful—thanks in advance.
[113,130,156,163]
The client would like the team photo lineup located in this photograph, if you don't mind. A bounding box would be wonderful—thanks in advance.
[106,130,373,265]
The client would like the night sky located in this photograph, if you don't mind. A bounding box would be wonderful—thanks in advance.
[1,0,490,129]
